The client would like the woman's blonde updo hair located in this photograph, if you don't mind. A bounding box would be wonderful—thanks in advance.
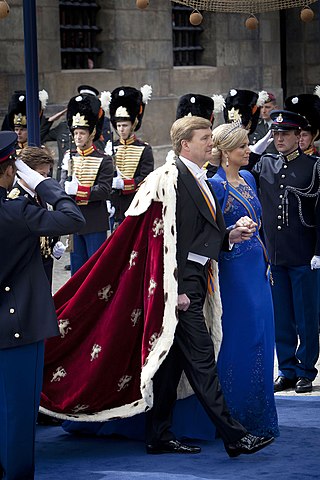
[211,123,249,165]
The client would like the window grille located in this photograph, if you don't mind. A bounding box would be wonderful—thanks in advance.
[60,0,103,70]
[172,5,204,66]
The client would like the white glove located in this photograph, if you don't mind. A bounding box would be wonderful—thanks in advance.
[249,130,274,155]
[15,159,48,190]
[61,152,70,171]
[52,241,67,259]
[104,140,113,156]
[310,255,320,269]
[106,200,115,218]
[112,176,124,190]
[65,174,79,195]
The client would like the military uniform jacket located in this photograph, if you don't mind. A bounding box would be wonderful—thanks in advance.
[0,179,85,349]
[112,137,154,219]
[252,149,320,266]
[9,182,59,269]
[61,146,113,235]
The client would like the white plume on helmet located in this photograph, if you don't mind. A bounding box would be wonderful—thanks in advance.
[141,84,152,104]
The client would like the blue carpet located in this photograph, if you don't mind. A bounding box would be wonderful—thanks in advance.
[34,397,320,479]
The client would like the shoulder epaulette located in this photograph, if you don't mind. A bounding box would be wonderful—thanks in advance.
[7,187,21,199]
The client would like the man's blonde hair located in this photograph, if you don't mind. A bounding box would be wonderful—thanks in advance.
[170,116,212,156]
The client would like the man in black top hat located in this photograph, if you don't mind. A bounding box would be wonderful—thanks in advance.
[61,92,113,275]
[0,131,85,479]
[108,85,154,225]
[249,110,320,394]
[3,90,52,152]
[284,88,320,156]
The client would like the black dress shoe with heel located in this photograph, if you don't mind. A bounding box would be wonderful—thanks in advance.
[274,375,296,392]
[146,439,201,454]
[295,377,313,393]
[225,433,274,458]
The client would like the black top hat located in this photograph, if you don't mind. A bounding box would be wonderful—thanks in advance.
[7,90,48,130]
[67,94,104,141]
[176,94,215,124]
[7,91,27,129]
[77,85,99,97]
[270,110,309,131]
[284,94,320,140]
[223,89,261,134]
[109,85,152,132]
[0,131,17,163]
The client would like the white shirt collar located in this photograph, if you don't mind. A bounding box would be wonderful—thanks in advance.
[17,179,35,198]
[179,156,207,182]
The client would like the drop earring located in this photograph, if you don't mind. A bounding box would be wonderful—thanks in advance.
[226,156,229,167]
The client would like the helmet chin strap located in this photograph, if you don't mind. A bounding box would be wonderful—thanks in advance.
[82,128,96,149]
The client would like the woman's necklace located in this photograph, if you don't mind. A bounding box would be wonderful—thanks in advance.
[227,176,246,187]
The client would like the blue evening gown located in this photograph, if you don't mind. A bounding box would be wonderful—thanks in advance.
[209,167,279,438]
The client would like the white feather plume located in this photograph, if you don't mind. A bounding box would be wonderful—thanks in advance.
[212,94,225,113]
[257,90,269,107]
[100,90,112,114]
[141,84,152,104]
[314,85,320,98]
[39,89,49,110]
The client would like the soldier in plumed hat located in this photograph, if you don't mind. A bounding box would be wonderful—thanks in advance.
[3,89,51,153]
[248,109,320,394]
[224,89,269,135]
[60,91,113,275]
[0,131,84,478]
[284,86,320,156]
[106,85,154,225]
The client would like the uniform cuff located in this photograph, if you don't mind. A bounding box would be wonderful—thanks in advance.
[76,185,91,202]
[122,179,136,195]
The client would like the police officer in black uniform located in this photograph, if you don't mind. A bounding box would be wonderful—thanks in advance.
[250,110,320,394]
[0,131,85,479]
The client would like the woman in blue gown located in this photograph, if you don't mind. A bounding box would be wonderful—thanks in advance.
[208,123,279,438]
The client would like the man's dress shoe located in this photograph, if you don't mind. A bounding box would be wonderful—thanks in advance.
[274,375,296,392]
[295,377,313,393]
[225,433,274,458]
[146,439,201,454]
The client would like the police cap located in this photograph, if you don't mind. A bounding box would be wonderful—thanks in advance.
[0,131,17,163]
[270,110,309,131]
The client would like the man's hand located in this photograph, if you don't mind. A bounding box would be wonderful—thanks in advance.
[65,174,79,195]
[311,255,320,269]
[52,241,67,259]
[15,159,48,190]
[178,293,190,311]
[249,130,273,155]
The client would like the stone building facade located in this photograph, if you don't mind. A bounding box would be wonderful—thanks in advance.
[0,0,319,164]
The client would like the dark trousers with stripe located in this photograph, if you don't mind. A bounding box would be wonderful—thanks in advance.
[0,341,44,480]
[146,260,246,447]
[272,265,319,381]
